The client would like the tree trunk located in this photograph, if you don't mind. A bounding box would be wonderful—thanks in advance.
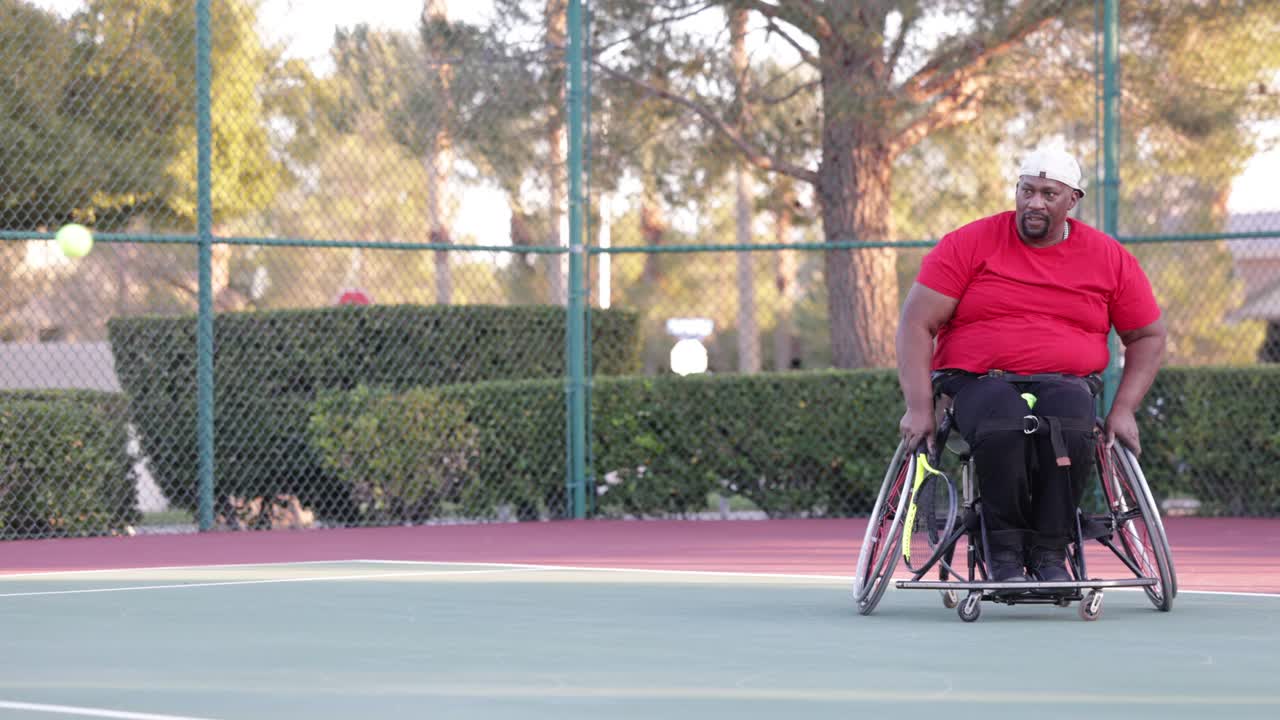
[1261,321,1280,363]
[596,192,614,309]
[819,60,898,368]
[772,183,797,371]
[731,9,759,373]
[819,140,897,368]
[640,195,666,287]
[423,0,454,304]
[545,0,568,305]
[735,165,760,372]
[640,195,667,375]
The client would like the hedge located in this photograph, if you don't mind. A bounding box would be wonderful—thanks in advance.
[307,366,1280,521]
[1140,366,1280,516]
[308,379,566,523]
[0,391,138,538]
[108,304,640,520]
[309,370,904,521]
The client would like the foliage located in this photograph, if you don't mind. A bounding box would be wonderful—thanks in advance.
[590,370,903,518]
[309,385,479,524]
[107,304,640,521]
[0,0,284,230]
[304,366,1280,521]
[1140,366,1280,516]
[324,370,903,520]
[0,390,138,538]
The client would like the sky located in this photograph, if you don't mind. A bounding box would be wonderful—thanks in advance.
[26,0,1280,220]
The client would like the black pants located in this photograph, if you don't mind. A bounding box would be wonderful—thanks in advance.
[938,374,1097,550]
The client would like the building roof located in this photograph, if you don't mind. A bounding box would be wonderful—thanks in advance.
[0,342,120,392]
[1227,211,1280,260]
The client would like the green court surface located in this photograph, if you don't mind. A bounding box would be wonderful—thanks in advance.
[1,561,1277,719]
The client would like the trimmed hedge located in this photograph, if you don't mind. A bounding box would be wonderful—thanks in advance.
[107,304,640,519]
[309,379,566,523]
[587,370,901,517]
[1141,366,1280,516]
[0,391,138,538]
[307,366,1280,520]
[310,385,480,524]
[309,370,903,520]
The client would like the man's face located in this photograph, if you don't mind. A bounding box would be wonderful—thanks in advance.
[1015,176,1080,241]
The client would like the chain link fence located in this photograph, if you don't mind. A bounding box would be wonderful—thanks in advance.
[3,1,1280,538]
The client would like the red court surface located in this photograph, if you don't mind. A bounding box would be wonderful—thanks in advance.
[2,517,1277,594]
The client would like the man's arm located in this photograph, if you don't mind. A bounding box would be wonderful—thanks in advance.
[896,283,959,453]
[1106,317,1168,455]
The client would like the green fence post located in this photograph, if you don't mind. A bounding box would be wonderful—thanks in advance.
[1101,0,1122,414]
[565,0,588,519]
[195,0,216,531]
[583,0,596,516]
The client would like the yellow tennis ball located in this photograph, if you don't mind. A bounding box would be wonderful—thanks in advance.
[1021,392,1038,410]
[55,223,94,258]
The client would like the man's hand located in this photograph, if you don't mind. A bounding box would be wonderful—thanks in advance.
[899,407,936,456]
[1105,406,1141,456]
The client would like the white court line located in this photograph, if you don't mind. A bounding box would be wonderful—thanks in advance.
[352,559,1280,598]
[6,558,1280,600]
[0,700,217,720]
[0,559,368,579]
[353,558,856,582]
[0,567,548,599]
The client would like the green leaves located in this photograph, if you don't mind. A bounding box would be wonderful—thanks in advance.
[0,391,137,539]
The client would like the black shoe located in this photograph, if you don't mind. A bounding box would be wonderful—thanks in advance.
[988,549,1031,583]
[1029,546,1072,582]
[984,529,1031,585]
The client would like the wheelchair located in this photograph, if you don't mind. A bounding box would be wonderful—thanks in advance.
[852,379,1177,622]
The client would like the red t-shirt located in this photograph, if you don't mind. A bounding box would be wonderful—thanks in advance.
[916,211,1160,376]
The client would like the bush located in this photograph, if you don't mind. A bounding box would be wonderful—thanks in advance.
[310,385,479,524]
[1139,366,1280,516]
[589,371,901,517]
[312,370,903,521]
[309,366,1280,520]
[0,391,138,538]
[108,304,640,521]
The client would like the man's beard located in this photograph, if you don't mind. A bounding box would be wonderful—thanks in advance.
[1020,212,1050,239]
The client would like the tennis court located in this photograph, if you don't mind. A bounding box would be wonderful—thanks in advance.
[1,519,1278,719]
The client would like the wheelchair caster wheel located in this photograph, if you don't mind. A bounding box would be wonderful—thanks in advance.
[958,593,982,622]
[942,590,959,609]
[1079,590,1103,621]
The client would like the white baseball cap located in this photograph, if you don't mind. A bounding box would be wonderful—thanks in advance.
[1017,147,1085,197]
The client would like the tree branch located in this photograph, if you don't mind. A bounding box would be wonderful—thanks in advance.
[888,76,989,157]
[750,75,820,107]
[899,1,1075,102]
[592,1,720,59]
[761,17,818,67]
[593,59,819,185]
[737,0,830,42]
[885,6,921,80]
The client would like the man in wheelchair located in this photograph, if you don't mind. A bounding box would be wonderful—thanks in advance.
[895,147,1167,586]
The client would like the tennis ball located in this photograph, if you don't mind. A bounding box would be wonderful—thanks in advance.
[1021,392,1038,410]
[55,223,94,258]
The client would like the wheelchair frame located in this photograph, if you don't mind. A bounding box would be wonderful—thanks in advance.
[852,406,1177,622]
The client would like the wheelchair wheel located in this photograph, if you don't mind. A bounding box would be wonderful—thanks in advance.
[853,439,913,615]
[1096,440,1176,611]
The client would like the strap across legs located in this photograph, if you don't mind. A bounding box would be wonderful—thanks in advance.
[976,415,1096,467]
